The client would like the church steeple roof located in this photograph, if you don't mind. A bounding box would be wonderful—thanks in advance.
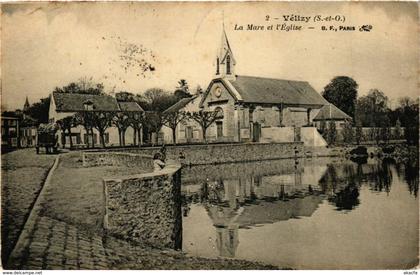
[23,96,30,112]
[215,24,236,79]
[218,27,236,65]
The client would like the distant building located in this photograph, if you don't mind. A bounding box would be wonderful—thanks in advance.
[49,92,143,147]
[161,95,202,144]
[20,116,38,148]
[1,116,20,148]
[312,103,351,129]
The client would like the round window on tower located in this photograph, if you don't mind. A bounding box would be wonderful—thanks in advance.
[214,87,222,98]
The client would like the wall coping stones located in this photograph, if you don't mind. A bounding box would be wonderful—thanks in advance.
[82,151,154,170]
[92,141,303,151]
[103,164,181,182]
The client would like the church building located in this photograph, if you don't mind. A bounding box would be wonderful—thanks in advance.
[199,28,350,145]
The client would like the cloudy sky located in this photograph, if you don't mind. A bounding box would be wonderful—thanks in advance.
[2,2,418,110]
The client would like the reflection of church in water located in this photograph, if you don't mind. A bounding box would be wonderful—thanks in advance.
[193,161,325,258]
[182,158,376,258]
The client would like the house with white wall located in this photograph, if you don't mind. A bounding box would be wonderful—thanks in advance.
[49,92,143,147]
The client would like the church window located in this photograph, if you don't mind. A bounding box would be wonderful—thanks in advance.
[216,57,220,75]
[226,55,231,74]
[215,107,224,119]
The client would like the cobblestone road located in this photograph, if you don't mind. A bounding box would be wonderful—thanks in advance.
[7,215,108,270]
[7,214,275,270]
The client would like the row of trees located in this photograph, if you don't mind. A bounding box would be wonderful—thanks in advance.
[320,118,409,146]
[42,78,218,148]
[322,76,418,146]
[59,108,221,148]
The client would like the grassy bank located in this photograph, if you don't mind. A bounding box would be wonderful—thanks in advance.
[40,152,147,234]
[1,149,56,264]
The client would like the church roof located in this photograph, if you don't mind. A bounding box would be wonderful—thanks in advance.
[163,96,198,114]
[117,101,144,112]
[205,194,323,228]
[236,195,323,227]
[53,92,120,112]
[226,75,329,106]
[313,104,351,121]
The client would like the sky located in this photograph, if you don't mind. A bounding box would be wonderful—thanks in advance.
[2,1,419,111]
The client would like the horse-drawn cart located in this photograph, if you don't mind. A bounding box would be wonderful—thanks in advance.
[36,123,59,154]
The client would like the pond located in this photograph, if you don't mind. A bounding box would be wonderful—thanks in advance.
[180,157,419,269]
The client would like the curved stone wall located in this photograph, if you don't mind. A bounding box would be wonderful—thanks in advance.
[103,165,182,250]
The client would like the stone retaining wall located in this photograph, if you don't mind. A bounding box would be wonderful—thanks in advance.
[103,165,182,250]
[82,151,153,171]
[119,142,304,166]
[181,158,302,184]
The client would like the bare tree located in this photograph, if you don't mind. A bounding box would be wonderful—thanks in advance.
[91,111,115,148]
[57,116,76,149]
[74,111,114,148]
[187,110,221,142]
[128,112,145,146]
[112,112,131,146]
[144,111,165,145]
[163,111,187,144]
[74,112,95,148]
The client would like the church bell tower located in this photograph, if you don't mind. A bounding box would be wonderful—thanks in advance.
[215,26,236,80]
[23,96,30,113]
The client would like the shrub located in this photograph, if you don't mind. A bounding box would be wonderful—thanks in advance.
[380,126,391,144]
[326,121,337,145]
[382,145,395,154]
[349,146,368,156]
[355,122,363,145]
[394,119,402,139]
[342,120,354,144]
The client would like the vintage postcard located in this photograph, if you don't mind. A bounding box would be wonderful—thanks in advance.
[1,1,418,272]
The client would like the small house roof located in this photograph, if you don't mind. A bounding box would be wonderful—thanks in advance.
[53,92,120,112]
[117,101,144,112]
[163,96,198,114]
[313,104,351,121]
[227,75,328,106]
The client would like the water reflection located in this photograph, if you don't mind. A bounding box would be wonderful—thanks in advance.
[399,158,419,197]
[182,158,330,258]
[181,157,419,266]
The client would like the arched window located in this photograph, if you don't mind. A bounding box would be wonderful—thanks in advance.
[216,57,220,75]
[215,107,224,138]
[226,55,231,74]
[215,107,224,119]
